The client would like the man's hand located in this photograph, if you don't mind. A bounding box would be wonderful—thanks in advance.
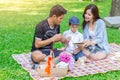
[60,36,71,43]
[51,34,63,42]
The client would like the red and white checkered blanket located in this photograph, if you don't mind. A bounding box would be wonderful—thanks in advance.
[12,43,120,80]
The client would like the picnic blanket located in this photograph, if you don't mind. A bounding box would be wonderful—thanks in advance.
[12,43,120,80]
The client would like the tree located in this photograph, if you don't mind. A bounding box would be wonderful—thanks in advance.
[110,0,120,16]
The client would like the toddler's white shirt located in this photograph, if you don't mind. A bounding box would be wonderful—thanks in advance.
[63,29,83,53]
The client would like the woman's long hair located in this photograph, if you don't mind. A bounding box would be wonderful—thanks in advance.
[82,4,100,30]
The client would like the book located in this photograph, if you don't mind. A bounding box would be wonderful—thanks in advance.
[73,42,84,44]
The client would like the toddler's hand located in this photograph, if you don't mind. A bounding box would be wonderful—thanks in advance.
[73,48,79,54]
[66,36,71,43]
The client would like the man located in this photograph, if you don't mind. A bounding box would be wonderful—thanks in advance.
[31,4,67,66]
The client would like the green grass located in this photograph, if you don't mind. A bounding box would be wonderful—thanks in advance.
[1,0,120,80]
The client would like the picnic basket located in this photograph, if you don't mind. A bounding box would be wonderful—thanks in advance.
[36,51,68,77]
[37,67,68,77]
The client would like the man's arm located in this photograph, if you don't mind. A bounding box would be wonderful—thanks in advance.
[35,34,63,48]
[35,38,53,48]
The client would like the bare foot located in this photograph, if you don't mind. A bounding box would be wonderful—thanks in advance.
[76,57,86,65]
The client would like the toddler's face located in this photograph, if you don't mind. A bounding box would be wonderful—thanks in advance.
[70,24,78,33]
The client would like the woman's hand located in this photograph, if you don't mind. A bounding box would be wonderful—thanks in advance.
[82,40,91,48]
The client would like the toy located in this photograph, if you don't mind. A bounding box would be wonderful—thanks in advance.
[59,52,75,70]
[45,56,52,75]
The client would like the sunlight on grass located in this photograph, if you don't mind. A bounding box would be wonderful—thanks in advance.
[0,0,32,11]
[0,0,53,12]
[69,9,84,12]
[0,71,5,79]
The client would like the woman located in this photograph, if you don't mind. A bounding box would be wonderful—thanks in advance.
[80,4,110,61]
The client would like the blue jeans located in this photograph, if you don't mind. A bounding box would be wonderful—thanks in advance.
[72,51,85,61]
[87,45,104,53]
[40,48,62,57]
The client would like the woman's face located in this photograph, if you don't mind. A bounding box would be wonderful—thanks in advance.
[84,9,94,22]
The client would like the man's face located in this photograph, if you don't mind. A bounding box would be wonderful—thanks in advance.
[53,14,64,25]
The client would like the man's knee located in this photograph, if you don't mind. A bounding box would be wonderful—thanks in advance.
[31,50,46,63]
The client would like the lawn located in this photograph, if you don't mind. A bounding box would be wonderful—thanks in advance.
[1,0,120,80]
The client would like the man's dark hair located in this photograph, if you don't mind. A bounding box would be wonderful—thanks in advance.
[49,4,67,17]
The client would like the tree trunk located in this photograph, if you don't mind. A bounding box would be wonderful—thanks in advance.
[110,0,120,16]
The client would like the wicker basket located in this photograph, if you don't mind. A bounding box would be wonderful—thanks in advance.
[50,67,68,77]
[37,67,68,77]
[37,53,68,77]
[37,67,48,77]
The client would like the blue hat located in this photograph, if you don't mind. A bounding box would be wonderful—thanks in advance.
[69,16,80,25]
